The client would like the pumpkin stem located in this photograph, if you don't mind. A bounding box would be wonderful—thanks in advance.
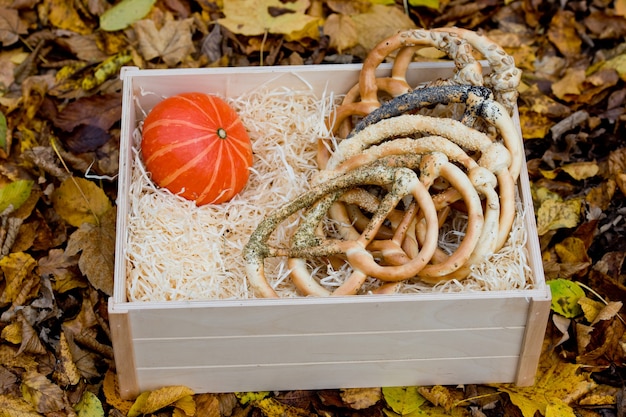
[217,128,227,139]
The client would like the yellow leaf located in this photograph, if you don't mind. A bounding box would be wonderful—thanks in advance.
[382,386,426,415]
[561,161,599,181]
[64,208,116,295]
[1,322,21,345]
[617,0,626,16]
[236,391,270,405]
[53,332,81,386]
[324,13,358,53]
[141,385,195,414]
[0,394,41,417]
[81,51,132,90]
[218,0,320,41]
[351,4,416,51]
[555,237,589,264]
[498,361,596,417]
[173,395,196,416]
[20,371,67,414]
[254,397,314,417]
[0,252,37,305]
[417,386,456,413]
[46,0,91,34]
[518,109,554,139]
[545,397,577,417]
[603,53,626,81]
[103,369,134,414]
[578,296,605,323]
[74,390,104,417]
[51,177,113,227]
[536,197,582,236]
[127,391,150,417]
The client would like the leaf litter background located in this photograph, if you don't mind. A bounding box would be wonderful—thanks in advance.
[1,0,626,416]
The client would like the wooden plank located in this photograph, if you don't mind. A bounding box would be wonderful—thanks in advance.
[133,327,525,367]
[514,292,552,386]
[125,294,533,338]
[133,356,520,394]
[107,300,140,399]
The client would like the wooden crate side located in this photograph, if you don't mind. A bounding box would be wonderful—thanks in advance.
[133,356,520,393]
[132,327,525,368]
[514,292,552,386]
[124,293,534,338]
[108,299,139,399]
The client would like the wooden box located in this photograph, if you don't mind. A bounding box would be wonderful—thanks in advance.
[109,63,551,399]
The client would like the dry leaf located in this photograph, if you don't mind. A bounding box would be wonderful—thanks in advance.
[16,311,46,356]
[193,393,221,417]
[551,68,586,100]
[253,397,314,417]
[536,197,582,236]
[0,8,28,46]
[547,9,582,57]
[340,387,381,410]
[351,4,416,51]
[324,13,358,53]
[0,393,41,417]
[46,0,92,35]
[103,369,134,414]
[52,332,81,387]
[0,252,37,305]
[20,371,68,414]
[417,385,457,413]
[38,249,86,294]
[134,17,195,66]
[218,0,320,40]
[129,385,195,416]
[51,177,113,227]
[498,362,596,417]
[64,208,115,295]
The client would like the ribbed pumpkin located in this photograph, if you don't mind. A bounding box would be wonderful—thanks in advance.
[141,93,253,205]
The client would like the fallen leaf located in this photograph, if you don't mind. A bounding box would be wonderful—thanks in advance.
[236,391,270,405]
[16,311,46,356]
[173,395,196,416]
[64,208,116,295]
[131,385,195,415]
[0,252,37,306]
[498,361,596,417]
[0,393,41,417]
[253,397,314,417]
[218,0,320,41]
[46,0,92,35]
[74,390,104,417]
[0,7,28,47]
[547,279,585,318]
[340,387,381,410]
[324,13,358,53]
[100,0,156,31]
[351,5,416,51]
[578,296,606,323]
[0,180,33,214]
[547,9,582,57]
[37,248,86,294]
[20,371,68,414]
[102,369,134,414]
[134,17,195,66]
[551,68,586,100]
[545,397,577,417]
[382,386,426,415]
[51,177,113,227]
[52,332,81,387]
[417,386,458,413]
[536,197,582,236]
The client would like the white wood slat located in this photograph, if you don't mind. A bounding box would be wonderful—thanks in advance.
[134,356,520,393]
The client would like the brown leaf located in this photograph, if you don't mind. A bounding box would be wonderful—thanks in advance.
[350,4,416,51]
[64,208,115,295]
[134,17,196,66]
[20,371,68,414]
[53,93,122,132]
[339,387,381,410]
[547,10,582,57]
[584,10,626,39]
[194,393,221,417]
[0,252,37,306]
[0,7,28,47]
[0,393,41,417]
[16,311,47,356]
[324,13,358,54]
[38,248,86,294]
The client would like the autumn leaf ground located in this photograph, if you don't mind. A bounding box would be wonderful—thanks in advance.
[1,0,626,416]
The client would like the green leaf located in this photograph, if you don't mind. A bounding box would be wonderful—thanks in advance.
[235,391,270,405]
[0,180,34,214]
[74,391,105,417]
[100,0,156,32]
[547,279,585,318]
[383,387,426,415]
[0,112,7,154]
[408,0,439,9]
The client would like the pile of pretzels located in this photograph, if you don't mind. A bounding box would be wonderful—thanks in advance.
[243,27,523,298]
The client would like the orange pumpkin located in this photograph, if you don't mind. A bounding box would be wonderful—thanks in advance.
[141,92,253,205]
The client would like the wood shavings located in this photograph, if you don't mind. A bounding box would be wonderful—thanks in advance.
[125,87,534,301]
